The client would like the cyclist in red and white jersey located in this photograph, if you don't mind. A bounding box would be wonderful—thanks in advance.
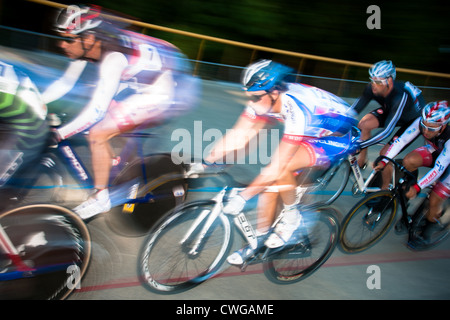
[374,101,450,247]
[191,60,358,265]
[44,5,198,219]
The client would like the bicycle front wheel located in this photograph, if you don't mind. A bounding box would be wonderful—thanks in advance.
[0,204,91,300]
[339,190,397,253]
[301,160,350,207]
[263,207,340,284]
[138,200,232,294]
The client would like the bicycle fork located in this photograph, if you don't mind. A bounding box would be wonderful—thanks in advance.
[180,188,227,257]
[0,224,34,274]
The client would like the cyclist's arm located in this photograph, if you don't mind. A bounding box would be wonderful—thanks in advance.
[41,60,88,104]
[360,92,410,149]
[379,117,421,165]
[204,107,268,164]
[57,52,127,139]
[417,141,450,190]
[351,84,373,114]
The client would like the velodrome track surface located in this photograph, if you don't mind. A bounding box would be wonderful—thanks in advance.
[66,81,450,301]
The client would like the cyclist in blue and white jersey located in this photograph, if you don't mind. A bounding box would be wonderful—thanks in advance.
[192,59,358,265]
[44,5,198,219]
[374,101,450,247]
[0,60,49,208]
[353,60,425,176]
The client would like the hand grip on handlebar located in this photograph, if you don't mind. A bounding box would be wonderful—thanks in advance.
[374,155,418,186]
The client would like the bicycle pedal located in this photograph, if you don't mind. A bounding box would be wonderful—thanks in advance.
[394,220,409,234]
[239,256,259,272]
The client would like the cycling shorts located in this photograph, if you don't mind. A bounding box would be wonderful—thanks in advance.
[294,134,353,168]
[369,112,417,147]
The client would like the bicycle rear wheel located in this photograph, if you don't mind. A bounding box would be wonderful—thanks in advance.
[263,207,339,284]
[138,200,232,294]
[0,204,91,300]
[107,153,187,236]
[408,198,450,250]
[339,190,397,253]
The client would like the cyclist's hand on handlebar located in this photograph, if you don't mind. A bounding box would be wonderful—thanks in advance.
[405,183,420,199]
[373,155,390,171]
[48,129,62,148]
[223,194,246,215]
[186,162,205,178]
[186,162,227,178]
[373,161,386,171]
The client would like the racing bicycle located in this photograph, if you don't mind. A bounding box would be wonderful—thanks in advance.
[292,127,402,207]
[0,204,91,300]
[138,171,340,294]
[5,113,188,236]
[339,156,450,253]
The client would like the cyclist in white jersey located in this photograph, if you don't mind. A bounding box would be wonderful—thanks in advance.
[191,60,358,265]
[44,5,198,219]
[374,101,450,247]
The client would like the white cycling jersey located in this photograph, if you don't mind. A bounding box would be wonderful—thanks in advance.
[383,117,450,190]
[44,30,187,139]
[244,83,358,142]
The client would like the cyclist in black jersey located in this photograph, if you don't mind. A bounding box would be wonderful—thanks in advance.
[0,60,49,208]
[352,60,425,178]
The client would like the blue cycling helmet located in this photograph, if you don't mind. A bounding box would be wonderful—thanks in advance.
[369,60,396,80]
[242,59,294,92]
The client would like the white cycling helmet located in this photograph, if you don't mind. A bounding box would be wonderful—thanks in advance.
[55,5,102,35]
[369,60,396,80]
[422,100,450,125]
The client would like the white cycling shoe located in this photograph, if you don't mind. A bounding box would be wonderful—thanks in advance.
[227,233,267,266]
[74,189,111,220]
[265,208,302,249]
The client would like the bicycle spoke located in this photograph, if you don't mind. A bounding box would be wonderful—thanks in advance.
[263,208,339,284]
[139,201,231,293]
[0,205,90,300]
[340,191,396,253]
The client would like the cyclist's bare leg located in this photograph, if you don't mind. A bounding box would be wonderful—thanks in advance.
[277,144,314,207]
[428,190,445,223]
[380,143,394,189]
[240,143,313,230]
[87,114,122,190]
[256,191,278,233]
[357,113,380,168]
[401,151,445,223]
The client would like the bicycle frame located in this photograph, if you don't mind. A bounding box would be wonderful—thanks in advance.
[180,182,293,260]
[0,222,35,279]
[347,153,395,195]
[49,132,161,205]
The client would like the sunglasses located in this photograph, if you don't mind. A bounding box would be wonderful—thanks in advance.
[60,36,80,44]
[249,92,268,102]
[370,78,388,85]
[420,120,442,132]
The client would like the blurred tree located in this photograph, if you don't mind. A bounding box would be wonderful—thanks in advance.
[1,0,449,73]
